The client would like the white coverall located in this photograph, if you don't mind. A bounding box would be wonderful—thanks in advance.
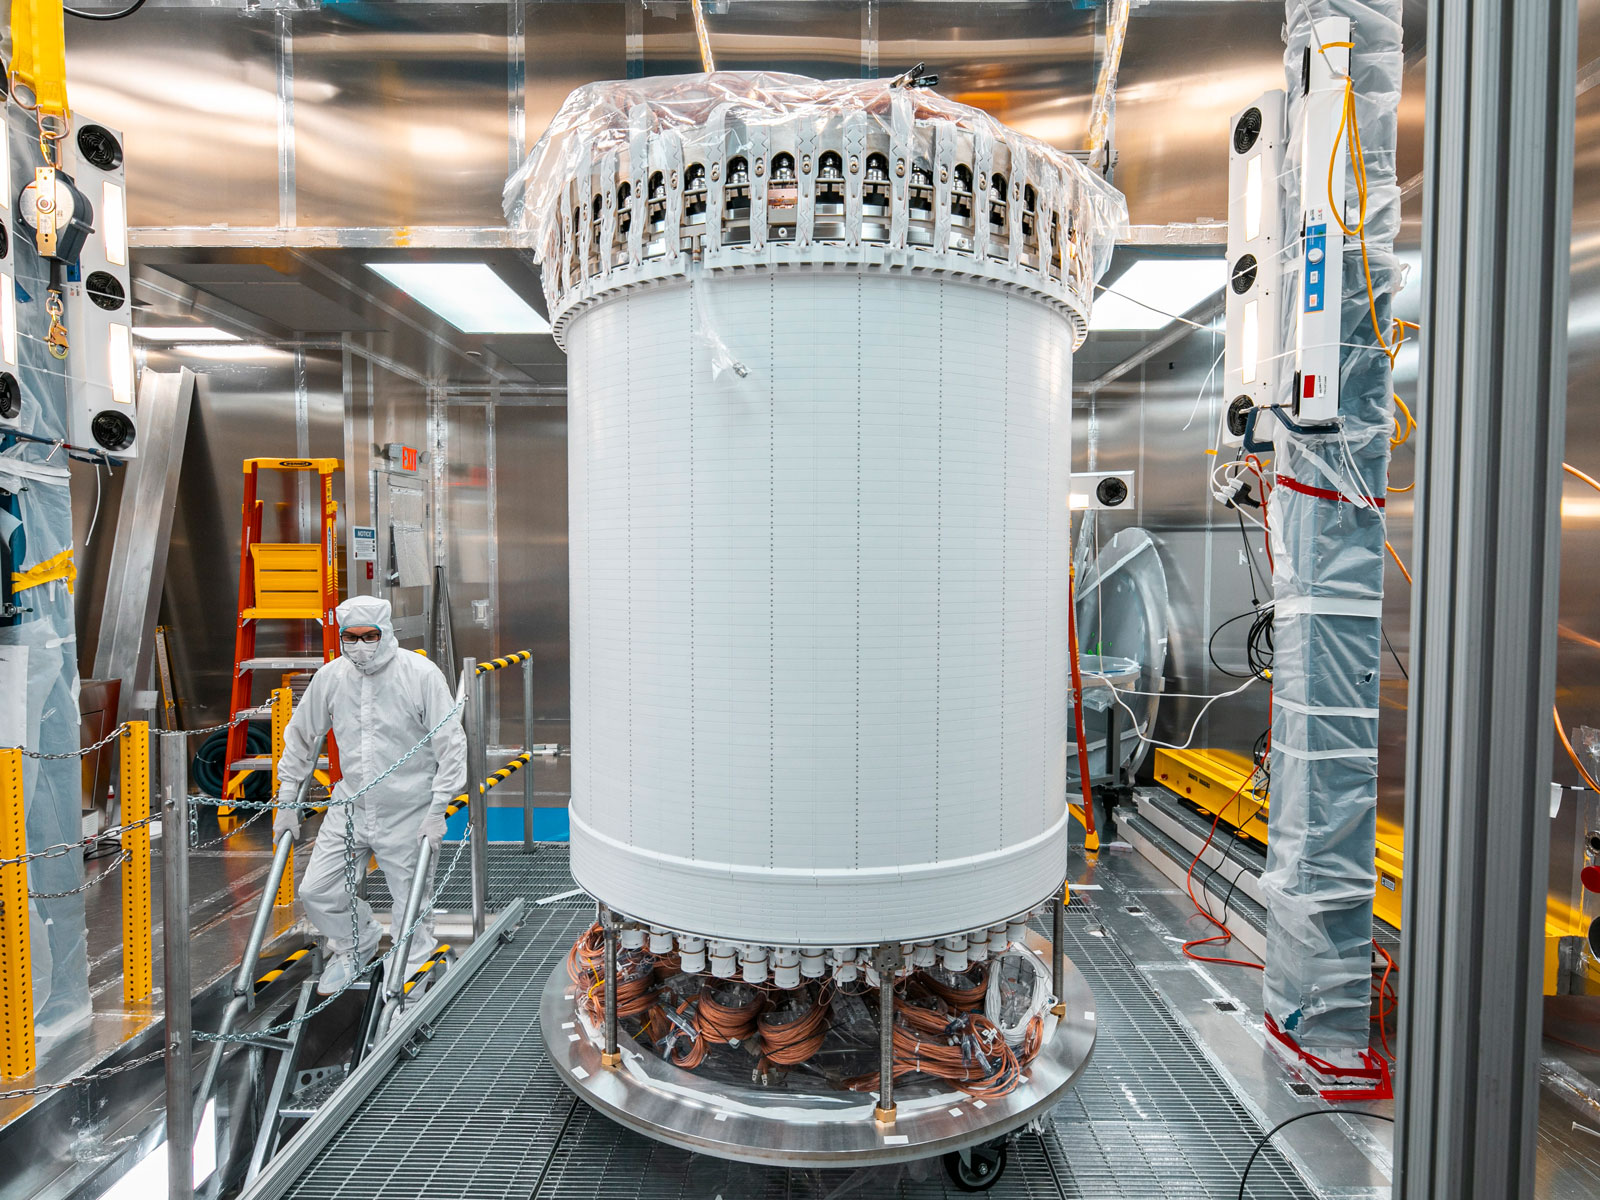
[276,596,466,972]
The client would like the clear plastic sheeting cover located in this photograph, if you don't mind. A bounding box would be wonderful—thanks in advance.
[1071,527,1170,779]
[0,104,94,1045]
[504,69,1127,288]
[1261,0,1402,1054]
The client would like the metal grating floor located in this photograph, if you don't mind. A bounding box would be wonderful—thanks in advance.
[364,843,588,913]
[284,848,1314,1199]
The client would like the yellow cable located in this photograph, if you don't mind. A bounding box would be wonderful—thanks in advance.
[1385,540,1412,585]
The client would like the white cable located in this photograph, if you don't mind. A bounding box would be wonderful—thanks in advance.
[1104,674,1260,752]
[1183,344,1226,432]
[985,943,1053,1048]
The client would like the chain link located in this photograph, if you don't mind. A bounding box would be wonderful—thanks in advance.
[4,710,255,763]
[0,1049,168,1102]
[28,850,130,899]
[190,806,269,852]
[151,712,257,740]
[0,812,160,870]
[10,722,130,761]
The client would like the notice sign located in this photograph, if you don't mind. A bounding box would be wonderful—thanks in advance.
[352,526,378,562]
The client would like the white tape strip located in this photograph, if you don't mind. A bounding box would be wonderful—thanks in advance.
[1272,696,1380,720]
[1274,742,1379,762]
[1274,595,1384,618]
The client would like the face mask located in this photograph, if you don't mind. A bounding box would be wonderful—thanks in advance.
[343,640,381,667]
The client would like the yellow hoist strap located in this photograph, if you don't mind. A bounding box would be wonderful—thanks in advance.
[10,0,71,127]
[11,548,75,595]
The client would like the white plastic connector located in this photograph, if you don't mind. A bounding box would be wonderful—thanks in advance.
[800,948,828,978]
[772,947,801,989]
[709,941,738,979]
[678,937,707,973]
[967,928,991,962]
[911,941,936,968]
[1006,918,1028,947]
[648,928,675,956]
[940,935,969,973]
[740,945,770,985]
[620,925,647,951]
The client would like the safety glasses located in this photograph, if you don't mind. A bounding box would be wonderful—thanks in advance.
[339,629,383,644]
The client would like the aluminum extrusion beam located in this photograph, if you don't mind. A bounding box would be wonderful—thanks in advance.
[1396,2,1577,1197]
[91,369,196,722]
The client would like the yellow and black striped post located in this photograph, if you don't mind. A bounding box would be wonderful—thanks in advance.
[271,687,295,906]
[121,722,153,1005]
[473,650,532,676]
[0,747,34,1078]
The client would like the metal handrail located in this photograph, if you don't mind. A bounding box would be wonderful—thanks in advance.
[193,766,315,1135]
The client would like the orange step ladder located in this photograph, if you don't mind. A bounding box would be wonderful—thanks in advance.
[224,458,342,799]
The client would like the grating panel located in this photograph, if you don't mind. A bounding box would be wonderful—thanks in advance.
[285,846,1315,1200]
[364,842,586,913]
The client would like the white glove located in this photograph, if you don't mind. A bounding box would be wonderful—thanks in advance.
[420,813,446,852]
[272,801,302,842]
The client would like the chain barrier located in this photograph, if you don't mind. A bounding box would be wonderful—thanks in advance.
[28,850,131,899]
[0,812,160,870]
[0,1048,170,1102]
[5,711,254,762]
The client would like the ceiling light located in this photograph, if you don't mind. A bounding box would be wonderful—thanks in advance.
[1089,259,1226,333]
[133,326,241,342]
[366,262,551,335]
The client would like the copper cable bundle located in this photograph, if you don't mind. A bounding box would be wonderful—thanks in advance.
[757,981,835,1070]
[565,922,660,1022]
[666,983,764,1068]
[915,963,990,1012]
[847,994,1026,1100]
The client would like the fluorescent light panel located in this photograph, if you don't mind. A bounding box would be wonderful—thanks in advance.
[102,182,128,267]
[366,262,551,335]
[1,277,15,368]
[1090,259,1226,333]
[109,324,134,406]
[134,326,241,342]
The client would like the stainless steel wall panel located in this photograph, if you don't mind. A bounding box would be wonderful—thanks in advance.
[527,2,627,145]
[64,11,283,227]
[490,401,569,724]
[289,5,513,228]
[445,401,495,676]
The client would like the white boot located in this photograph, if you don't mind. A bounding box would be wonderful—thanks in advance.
[317,950,362,996]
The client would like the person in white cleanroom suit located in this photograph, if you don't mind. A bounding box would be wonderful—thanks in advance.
[272,596,466,995]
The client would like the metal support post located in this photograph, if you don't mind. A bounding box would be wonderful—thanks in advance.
[160,732,194,1200]
[1396,2,1578,1197]
[463,658,489,936]
[122,722,153,1005]
[521,656,535,851]
[873,943,901,1123]
[0,747,35,1079]
[600,905,621,1068]
[1051,886,1068,1018]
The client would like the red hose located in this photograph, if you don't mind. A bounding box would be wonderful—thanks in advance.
[1067,564,1099,845]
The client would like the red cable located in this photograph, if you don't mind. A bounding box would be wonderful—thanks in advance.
[1181,750,1266,971]
[1067,563,1098,841]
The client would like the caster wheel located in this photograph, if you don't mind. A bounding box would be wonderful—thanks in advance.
[944,1140,1007,1192]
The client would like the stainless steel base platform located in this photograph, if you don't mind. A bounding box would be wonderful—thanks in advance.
[540,932,1096,1168]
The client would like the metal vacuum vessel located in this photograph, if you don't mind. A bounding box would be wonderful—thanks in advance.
[508,72,1123,1167]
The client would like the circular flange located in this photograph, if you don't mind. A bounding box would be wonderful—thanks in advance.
[539,930,1095,1167]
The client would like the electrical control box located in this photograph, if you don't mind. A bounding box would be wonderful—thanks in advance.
[63,118,136,458]
[1222,89,1287,448]
[1292,17,1350,427]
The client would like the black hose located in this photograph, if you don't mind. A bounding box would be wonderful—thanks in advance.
[191,724,271,800]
